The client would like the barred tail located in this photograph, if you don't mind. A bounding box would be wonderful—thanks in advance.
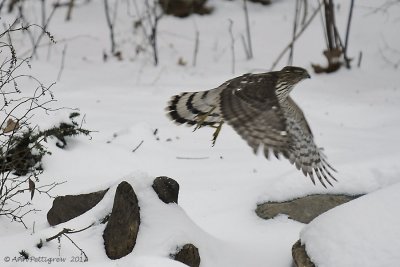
[166,89,223,126]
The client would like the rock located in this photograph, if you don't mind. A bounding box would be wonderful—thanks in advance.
[152,176,180,204]
[159,0,213,18]
[47,189,108,226]
[103,181,140,259]
[292,240,315,267]
[256,194,361,223]
[249,0,271,5]
[173,244,201,267]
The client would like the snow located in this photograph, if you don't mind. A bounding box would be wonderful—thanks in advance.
[1,0,400,266]
[301,182,400,267]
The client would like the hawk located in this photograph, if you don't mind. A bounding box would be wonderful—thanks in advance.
[166,66,336,187]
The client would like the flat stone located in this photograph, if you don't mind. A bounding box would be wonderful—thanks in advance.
[47,189,108,226]
[256,194,361,223]
[292,240,315,267]
[152,176,180,204]
[173,244,201,267]
[103,181,140,259]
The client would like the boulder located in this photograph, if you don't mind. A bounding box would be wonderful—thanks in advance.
[292,240,315,267]
[249,0,271,5]
[173,243,201,267]
[159,0,212,18]
[47,189,108,226]
[152,176,180,204]
[103,181,140,259]
[255,194,361,223]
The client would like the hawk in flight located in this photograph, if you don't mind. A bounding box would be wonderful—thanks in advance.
[166,66,336,187]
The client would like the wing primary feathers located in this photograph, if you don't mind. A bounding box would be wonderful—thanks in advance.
[319,167,333,186]
[315,168,327,188]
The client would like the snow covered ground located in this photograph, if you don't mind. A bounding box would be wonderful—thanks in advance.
[1,0,400,266]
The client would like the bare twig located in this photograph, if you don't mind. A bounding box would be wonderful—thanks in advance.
[30,0,59,58]
[192,29,199,67]
[242,0,253,59]
[132,140,144,152]
[270,2,322,70]
[288,0,302,65]
[104,0,116,55]
[46,223,94,242]
[45,223,94,261]
[343,0,354,68]
[176,156,210,160]
[228,19,235,74]
[57,44,67,81]
[66,0,75,21]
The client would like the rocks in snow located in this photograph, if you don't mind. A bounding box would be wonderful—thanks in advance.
[292,240,315,267]
[152,176,180,204]
[47,189,108,226]
[45,176,199,262]
[256,194,361,223]
[103,181,141,260]
[172,243,201,267]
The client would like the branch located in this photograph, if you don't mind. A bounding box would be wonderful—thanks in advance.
[270,2,322,71]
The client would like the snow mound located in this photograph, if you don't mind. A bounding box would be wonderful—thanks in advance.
[301,183,400,267]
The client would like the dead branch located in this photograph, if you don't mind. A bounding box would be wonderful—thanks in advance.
[192,28,199,67]
[242,0,253,59]
[104,0,116,55]
[57,44,68,81]
[343,0,354,68]
[270,2,322,70]
[132,140,144,152]
[228,19,235,74]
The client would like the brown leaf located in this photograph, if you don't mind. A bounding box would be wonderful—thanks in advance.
[29,178,35,200]
[3,118,19,133]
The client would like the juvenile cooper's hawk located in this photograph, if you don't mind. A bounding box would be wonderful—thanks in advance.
[166,66,336,187]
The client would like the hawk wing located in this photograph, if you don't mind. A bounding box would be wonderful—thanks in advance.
[219,74,336,187]
[282,97,336,187]
[219,73,291,158]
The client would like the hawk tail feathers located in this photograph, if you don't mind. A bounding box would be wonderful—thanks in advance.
[166,90,222,127]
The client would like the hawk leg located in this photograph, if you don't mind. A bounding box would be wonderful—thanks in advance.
[193,106,217,131]
[211,120,224,146]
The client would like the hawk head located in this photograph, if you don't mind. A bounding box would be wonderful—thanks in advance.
[275,66,310,99]
[280,66,311,83]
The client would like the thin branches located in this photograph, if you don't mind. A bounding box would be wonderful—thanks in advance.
[0,21,62,229]
[228,19,235,74]
[132,0,163,65]
[343,0,354,68]
[104,0,117,55]
[192,27,200,67]
[242,0,253,59]
[45,223,94,262]
[270,2,322,70]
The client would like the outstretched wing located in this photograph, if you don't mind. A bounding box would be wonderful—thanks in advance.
[281,97,337,187]
[219,73,291,159]
[219,73,336,187]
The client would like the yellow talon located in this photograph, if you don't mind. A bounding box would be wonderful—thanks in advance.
[211,120,224,146]
[194,106,217,131]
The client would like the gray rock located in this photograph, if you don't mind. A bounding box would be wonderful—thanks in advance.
[256,194,361,223]
[152,176,180,204]
[103,181,140,259]
[159,0,212,18]
[249,0,271,5]
[292,240,315,267]
[47,189,108,226]
[173,244,201,267]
